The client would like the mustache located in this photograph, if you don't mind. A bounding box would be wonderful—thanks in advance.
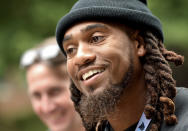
[77,59,109,71]
[75,61,109,80]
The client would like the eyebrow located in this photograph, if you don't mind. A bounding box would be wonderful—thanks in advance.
[63,23,108,43]
[82,23,108,32]
[29,91,39,97]
[63,34,72,43]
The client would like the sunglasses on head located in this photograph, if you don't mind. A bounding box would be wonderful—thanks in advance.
[20,44,65,68]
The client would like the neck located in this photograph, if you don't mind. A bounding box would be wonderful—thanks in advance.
[61,113,85,131]
[70,115,85,131]
[107,72,147,131]
[69,124,85,131]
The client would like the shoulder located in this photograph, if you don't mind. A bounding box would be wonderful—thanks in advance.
[174,87,188,129]
[174,87,188,118]
[175,87,188,109]
[160,87,188,131]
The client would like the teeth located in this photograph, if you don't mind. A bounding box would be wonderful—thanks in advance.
[82,69,104,80]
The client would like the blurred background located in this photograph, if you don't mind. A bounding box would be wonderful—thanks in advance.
[0,0,187,130]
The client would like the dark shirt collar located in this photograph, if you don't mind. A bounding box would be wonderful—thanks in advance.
[104,121,138,131]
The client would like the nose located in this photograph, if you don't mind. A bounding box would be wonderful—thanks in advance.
[40,96,56,114]
[75,43,96,67]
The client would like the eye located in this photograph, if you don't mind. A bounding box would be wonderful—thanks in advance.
[48,87,64,97]
[65,46,77,57]
[67,48,74,54]
[89,33,105,44]
[31,92,41,100]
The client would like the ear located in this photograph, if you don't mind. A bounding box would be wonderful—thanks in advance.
[132,31,146,57]
[136,41,146,57]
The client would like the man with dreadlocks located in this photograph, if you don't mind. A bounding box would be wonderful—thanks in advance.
[55,0,187,131]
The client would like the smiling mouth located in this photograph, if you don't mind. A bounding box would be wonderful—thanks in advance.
[82,69,105,81]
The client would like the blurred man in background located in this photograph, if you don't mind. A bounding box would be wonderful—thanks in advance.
[20,37,85,131]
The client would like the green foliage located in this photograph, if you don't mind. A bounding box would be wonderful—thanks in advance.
[0,0,188,78]
[14,113,47,131]
[0,0,77,78]
[0,112,47,131]
[149,0,188,45]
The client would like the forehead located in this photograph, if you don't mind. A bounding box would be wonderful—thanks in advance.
[64,20,133,39]
[26,64,69,89]
[65,21,112,36]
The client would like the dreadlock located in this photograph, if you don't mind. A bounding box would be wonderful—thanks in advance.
[142,32,184,131]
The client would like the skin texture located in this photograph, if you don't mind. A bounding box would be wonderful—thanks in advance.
[63,21,148,131]
[26,63,84,131]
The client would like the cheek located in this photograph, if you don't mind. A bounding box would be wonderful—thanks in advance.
[31,100,41,114]
[58,91,73,106]
[67,60,83,92]
[67,60,75,80]
[111,54,130,83]
[96,46,130,84]
[59,97,75,112]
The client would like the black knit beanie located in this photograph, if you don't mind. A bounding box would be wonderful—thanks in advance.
[56,0,163,55]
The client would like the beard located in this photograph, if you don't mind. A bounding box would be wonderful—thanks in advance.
[70,60,134,130]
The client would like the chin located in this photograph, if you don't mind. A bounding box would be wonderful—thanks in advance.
[49,123,70,131]
[46,117,71,131]
[84,81,111,96]
[92,86,107,95]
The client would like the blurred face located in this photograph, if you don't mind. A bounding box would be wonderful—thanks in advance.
[26,63,78,131]
[63,21,135,96]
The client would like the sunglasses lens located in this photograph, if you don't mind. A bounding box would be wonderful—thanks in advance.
[20,44,63,68]
[40,44,59,61]
[20,50,37,68]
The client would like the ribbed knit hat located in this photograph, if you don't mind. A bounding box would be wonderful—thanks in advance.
[56,0,163,54]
